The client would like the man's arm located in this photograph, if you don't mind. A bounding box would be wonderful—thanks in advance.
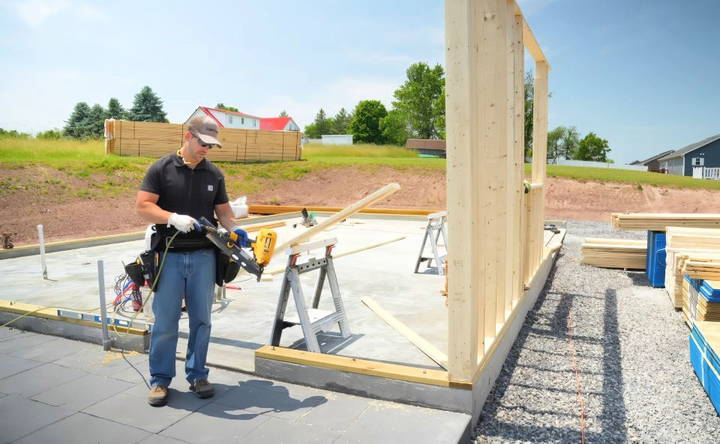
[215,202,236,231]
[136,190,172,224]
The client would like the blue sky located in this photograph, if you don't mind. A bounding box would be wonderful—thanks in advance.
[0,0,718,165]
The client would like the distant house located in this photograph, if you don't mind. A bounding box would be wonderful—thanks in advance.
[186,107,300,132]
[630,150,675,173]
[405,139,446,158]
[260,117,300,131]
[658,134,720,179]
[186,106,261,129]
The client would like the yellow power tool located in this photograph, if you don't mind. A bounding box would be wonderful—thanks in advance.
[198,217,277,281]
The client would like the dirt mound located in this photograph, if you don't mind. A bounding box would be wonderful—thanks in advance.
[2,165,720,247]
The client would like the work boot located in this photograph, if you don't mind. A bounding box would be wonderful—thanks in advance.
[189,379,214,399]
[147,385,168,407]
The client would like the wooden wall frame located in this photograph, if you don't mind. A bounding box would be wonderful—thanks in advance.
[446,0,550,382]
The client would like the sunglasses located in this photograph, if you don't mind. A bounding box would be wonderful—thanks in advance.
[195,137,215,149]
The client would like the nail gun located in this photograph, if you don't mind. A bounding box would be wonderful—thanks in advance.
[196,217,277,281]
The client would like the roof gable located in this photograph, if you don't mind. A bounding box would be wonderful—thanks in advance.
[260,117,293,131]
[659,134,720,161]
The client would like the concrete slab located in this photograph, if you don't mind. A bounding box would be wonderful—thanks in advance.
[0,353,44,379]
[159,401,272,443]
[0,362,86,398]
[31,373,135,411]
[12,412,151,444]
[342,400,470,443]
[0,214,449,370]
[242,417,344,443]
[83,391,201,434]
[0,329,472,443]
[0,394,74,444]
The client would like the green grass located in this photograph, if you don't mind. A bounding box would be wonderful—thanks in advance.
[3,137,720,194]
[542,165,720,190]
[0,137,149,171]
[302,143,446,169]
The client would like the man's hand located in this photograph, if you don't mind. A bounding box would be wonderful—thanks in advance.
[168,213,197,233]
[230,227,251,248]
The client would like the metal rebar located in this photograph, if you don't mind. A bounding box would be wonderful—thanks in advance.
[97,260,111,351]
[37,224,48,280]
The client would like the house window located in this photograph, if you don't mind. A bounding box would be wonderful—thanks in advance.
[228,115,234,124]
[241,117,245,124]
[692,157,704,166]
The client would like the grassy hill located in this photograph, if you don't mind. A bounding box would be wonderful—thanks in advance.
[2,137,720,197]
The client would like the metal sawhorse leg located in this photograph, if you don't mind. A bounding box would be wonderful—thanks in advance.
[270,238,351,353]
[414,211,448,275]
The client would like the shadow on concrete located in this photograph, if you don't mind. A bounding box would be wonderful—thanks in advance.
[196,380,327,421]
[288,331,364,354]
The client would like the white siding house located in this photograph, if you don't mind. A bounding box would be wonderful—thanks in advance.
[185,106,260,129]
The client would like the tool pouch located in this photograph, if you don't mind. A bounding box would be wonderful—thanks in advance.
[124,261,145,287]
[139,250,162,292]
[215,249,240,286]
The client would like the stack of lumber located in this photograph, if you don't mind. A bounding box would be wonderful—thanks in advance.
[682,276,720,322]
[580,238,646,269]
[665,227,720,308]
[104,120,302,162]
[611,213,720,231]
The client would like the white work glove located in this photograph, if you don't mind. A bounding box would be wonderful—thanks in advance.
[167,213,197,233]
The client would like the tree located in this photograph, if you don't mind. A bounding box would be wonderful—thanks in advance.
[433,85,446,139]
[279,110,289,117]
[574,132,611,162]
[88,104,106,138]
[392,62,445,139]
[380,109,410,146]
[524,72,534,160]
[310,108,332,136]
[546,126,580,163]
[130,86,168,122]
[348,100,387,144]
[64,102,93,138]
[36,129,62,139]
[216,103,238,112]
[303,123,319,139]
[106,98,128,120]
[0,128,30,138]
[332,108,352,135]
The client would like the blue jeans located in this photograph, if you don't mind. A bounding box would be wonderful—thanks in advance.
[149,248,215,387]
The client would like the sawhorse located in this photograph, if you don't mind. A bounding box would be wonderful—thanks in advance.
[414,211,448,275]
[270,238,351,353]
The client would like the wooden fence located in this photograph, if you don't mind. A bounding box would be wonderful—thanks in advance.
[104,120,302,162]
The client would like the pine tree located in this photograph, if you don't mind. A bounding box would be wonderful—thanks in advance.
[63,102,93,138]
[130,86,168,122]
[88,104,106,138]
[332,108,352,134]
[106,98,128,120]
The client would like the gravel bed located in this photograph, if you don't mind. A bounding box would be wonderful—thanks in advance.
[472,220,720,443]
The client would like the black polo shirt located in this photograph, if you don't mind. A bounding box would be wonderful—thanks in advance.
[140,153,229,248]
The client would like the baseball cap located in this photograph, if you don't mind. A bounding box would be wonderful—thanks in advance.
[188,116,222,147]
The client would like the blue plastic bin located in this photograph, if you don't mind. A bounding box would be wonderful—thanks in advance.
[645,231,666,288]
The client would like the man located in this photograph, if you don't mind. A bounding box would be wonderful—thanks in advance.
[136,116,248,407]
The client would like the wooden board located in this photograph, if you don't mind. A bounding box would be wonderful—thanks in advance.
[361,297,448,370]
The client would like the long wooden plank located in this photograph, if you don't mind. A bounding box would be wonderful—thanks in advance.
[255,345,472,389]
[265,235,406,276]
[271,183,401,258]
[360,297,448,370]
[445,0,480,381]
